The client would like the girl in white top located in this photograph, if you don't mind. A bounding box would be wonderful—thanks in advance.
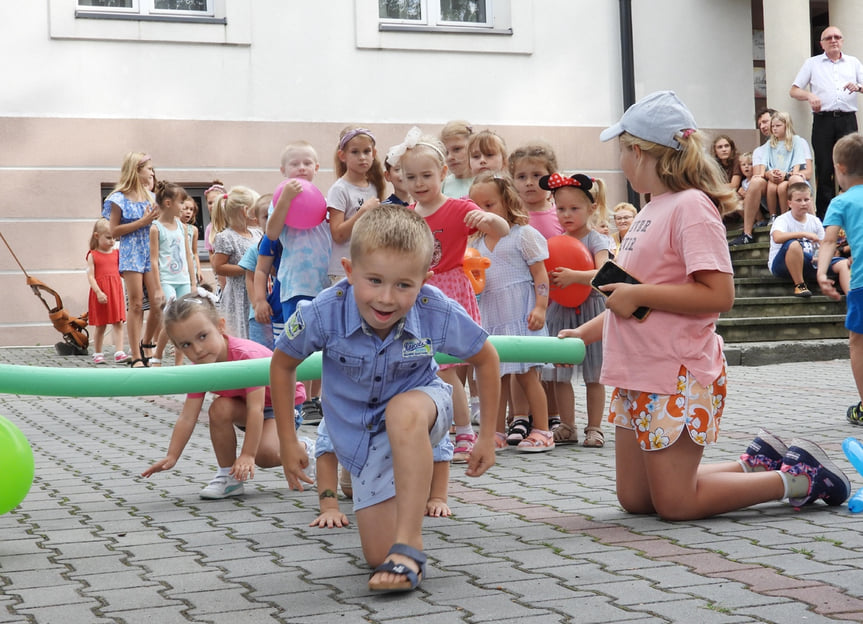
[326,126,386,281]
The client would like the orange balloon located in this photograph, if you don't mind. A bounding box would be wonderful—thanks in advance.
[544,235,594,308]
[463,248,491,294]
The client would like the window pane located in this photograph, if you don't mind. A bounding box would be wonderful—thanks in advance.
[439,0,485,23]
[379,0,422,20]
[154,0,210,10]
[78,0,133,6]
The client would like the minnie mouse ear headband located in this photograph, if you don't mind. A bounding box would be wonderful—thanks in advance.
[599,90,697,151]
[539,173,595,202]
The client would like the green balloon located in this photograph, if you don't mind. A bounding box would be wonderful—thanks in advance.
[0,416,34,515]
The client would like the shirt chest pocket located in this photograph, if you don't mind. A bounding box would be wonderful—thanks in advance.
[328,349,365,383]
[388,358,430,383]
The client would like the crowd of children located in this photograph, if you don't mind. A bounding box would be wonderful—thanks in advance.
[86,94,863,594]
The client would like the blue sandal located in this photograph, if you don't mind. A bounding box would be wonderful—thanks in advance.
[368,543,427,592]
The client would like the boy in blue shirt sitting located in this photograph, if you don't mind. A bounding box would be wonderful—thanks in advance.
[270,204,500,593]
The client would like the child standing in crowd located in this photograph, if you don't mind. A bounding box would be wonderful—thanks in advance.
[327,126,385,282]
[440,120,474,198]
[181,197,204,286]
[142,291,306,499]
[509,142,564,239]
[265,140,331,422]
[271,205,500,593]
[241,194,275,348]
[540,173,609,448]
[86,218,128,364]
[383,156,411,206]
[468,130,508,176]
[564,90,848,519]
[149,181,196,366]
[212,186,262,340]
[469,172,552,451]
[102,151,160,368]
[391,128,510,463]
[819,133,863,425]
[204,181,228,294]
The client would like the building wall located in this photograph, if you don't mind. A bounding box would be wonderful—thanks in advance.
[0,0,759,346]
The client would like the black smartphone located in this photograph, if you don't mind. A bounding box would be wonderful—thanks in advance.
[590,260,651,321]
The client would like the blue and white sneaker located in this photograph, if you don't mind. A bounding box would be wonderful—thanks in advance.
[199,474,244,500]
[780,438,850,507]
[739,429,787,472]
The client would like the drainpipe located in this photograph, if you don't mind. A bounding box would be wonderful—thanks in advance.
[618,0,640,207]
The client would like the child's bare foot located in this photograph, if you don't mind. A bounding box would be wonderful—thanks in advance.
[425,497,451,517]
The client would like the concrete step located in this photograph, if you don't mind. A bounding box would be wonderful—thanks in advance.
[733,276,827,298]
[722,295,846,319]
[723,338,848,366]
[716,314,847,343]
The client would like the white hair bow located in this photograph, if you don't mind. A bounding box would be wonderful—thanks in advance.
[386,126,423,166]
[196,286,219,305]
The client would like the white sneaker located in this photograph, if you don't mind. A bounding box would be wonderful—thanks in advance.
[299,437,317,484]
[199,474,244,499]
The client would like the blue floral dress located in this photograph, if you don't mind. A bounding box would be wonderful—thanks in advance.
[102,191,154,273]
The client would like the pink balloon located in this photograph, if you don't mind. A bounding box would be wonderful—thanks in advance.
[273,178,327,230]
[544,235,594,308]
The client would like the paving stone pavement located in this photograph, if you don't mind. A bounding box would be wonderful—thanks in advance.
[2,346,863,623]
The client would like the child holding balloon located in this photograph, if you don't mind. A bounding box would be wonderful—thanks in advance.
[539,173,609,448]
[389,128,510,462]
[142,290,306,499]
[561,90,849,519]
[327,126,386,282]
[469,172,553,451]
[264,140,331,418]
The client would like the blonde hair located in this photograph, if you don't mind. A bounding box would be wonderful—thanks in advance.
[335,126,386,200]
[252,193,273,228]
[401,134,448,170]
[508,141,558,176]
[768,111,797,152]
[111,151,153,201]
[214,186,260,232]
[739,152,753,165]
[612,202,638,218]
[350,204,435,268]
[834,132,863,178]
[440,120,473,142]
[281,140,318,168]
[470,172,529,226]
[619,131,737,216]
[90,218,112,251]
[163,291,221,337]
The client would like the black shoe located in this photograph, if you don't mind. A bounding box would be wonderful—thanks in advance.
[729,233,753,246]
[301,397,323,425]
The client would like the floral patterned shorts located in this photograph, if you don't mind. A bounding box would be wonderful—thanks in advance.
[608,364,727,451]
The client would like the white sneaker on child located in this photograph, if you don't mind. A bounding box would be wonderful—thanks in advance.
[199,474,244,499]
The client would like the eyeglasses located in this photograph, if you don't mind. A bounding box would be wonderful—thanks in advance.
[822,35,843,41]
[614,215,634,222]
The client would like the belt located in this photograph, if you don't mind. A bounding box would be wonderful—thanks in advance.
[814,110,856,117]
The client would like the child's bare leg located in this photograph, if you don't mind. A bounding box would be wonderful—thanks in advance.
[850,331,863,404]
[154,327,169,365]
[365,390,435,586]
[766,183,779,217]
[92,325,106,354]
[514,369,548,430]
[617,428,785,520]
[124,272,145,361]
[439,367,470,429]
[498,374,512,434]
[111,322,125,354]
[426,461,451,517]
[554,380,575,427]
[544,380,560,425]
[207,397,242,470]
[142,270,163,351]
[585,382,605,431]
[777,181,789,213]
[784,241,805,285]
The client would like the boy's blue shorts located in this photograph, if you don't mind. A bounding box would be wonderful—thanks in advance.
[847,287,863,334]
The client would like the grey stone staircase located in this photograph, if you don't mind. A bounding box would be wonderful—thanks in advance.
[718,224,849,364]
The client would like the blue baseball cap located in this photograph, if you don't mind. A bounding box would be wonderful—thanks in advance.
[599,90,697,151]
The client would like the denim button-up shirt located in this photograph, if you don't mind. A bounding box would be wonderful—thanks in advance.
[275,280,488,474]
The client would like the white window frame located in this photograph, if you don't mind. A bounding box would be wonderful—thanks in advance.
[76,0,215,19]
[378,0,494,31]
[356,0,533,55]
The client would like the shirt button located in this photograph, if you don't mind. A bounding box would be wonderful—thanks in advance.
[374,375,381,382]
[367,424,373,430]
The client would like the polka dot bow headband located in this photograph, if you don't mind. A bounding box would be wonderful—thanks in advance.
[538,173,595,201]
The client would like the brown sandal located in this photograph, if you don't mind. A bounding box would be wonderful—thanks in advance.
[552,422,579,445]
[583,426,605,448]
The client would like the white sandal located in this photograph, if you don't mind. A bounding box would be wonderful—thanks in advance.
[583,426,605,448]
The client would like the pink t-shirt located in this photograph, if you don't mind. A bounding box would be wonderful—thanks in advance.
[600,189,733,395]
[417,198,479,273]
[528,208,564,239]
[188,335,306,406]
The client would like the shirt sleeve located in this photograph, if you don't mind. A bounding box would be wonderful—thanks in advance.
[274,299,325,360]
